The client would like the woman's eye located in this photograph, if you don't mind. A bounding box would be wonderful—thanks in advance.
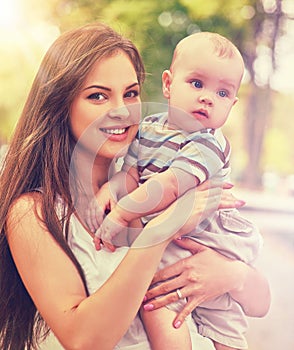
[125,90,139,98]
[218,90,229,98]
[191,80,202,89]
[87,92,106,101]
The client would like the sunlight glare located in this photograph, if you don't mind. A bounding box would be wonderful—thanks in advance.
[0,0,21,29]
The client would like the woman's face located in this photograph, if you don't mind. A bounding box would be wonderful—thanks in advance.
[70,51,141,161]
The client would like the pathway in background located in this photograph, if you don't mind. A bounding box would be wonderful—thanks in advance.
[237,188,294,350]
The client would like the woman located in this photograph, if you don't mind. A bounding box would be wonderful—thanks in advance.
[0,23,270,350]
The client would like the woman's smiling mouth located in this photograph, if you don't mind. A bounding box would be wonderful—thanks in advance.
[100,127,128,135]
[99,126,135,142]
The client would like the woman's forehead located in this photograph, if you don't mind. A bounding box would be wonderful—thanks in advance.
[84,52,138,88]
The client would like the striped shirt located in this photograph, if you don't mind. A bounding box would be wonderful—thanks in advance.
[123,112,231,185]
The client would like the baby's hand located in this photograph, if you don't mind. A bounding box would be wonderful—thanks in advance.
[85,197,105,233]
[94,209,128,252]
[85,182,118,233]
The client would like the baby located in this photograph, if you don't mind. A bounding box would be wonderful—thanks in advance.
[89,32,262,350]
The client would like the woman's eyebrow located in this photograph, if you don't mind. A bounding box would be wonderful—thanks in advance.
[83,85,111,91]
[83,82,139,92]
[126,82,140,89]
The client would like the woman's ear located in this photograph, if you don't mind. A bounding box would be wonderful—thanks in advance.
[162,70,172,99]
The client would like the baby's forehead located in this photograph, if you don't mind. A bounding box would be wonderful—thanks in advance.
[172,34,244,73]
[175,37,209,60]
[175,34,234,60]
[177,34,210,50]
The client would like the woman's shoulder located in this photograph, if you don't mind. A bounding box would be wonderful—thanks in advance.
[10,191,42,208]
[5,192,46,247]
[7,192,43,225]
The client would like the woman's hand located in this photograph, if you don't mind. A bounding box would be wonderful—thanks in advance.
[143,238,270,329]
[133,181,244,249]
[174,181,246,237]
[143,239,243,328]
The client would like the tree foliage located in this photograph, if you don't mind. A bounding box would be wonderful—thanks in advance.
[0,0,293,187]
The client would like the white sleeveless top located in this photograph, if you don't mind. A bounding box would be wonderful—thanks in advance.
[54,196,151,349]
[69,218,151,349]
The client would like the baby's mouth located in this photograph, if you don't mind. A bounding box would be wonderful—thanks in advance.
[193,109,208,118]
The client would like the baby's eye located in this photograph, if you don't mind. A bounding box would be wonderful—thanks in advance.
[191,80,203,89]
[87,92,107,101]
[218,90,229,98]
[125,90,139,98]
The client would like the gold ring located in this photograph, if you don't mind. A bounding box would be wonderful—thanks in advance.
[176,288,183,299]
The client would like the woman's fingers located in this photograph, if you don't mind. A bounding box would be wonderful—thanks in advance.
[173,237,208,254]
[172,296,203,328]
[150,257,187,286]
[143,288,182,311]
[145,239,236,314]
[145,275,184,303]
[196,181,245,210]
[196,180,233,192]
[144,279,204,313]
[219,192,245,209]
[222,182,234,189]
[148,239,207,296]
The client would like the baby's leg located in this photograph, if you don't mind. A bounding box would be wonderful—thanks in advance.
[140,306,192,350]
[213,341,238,350]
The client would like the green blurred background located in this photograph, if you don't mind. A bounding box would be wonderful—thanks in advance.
[1,0,294,193]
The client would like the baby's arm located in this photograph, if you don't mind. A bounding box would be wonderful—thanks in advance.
[111,165,140,198]
[87,167,139,233]
[96,168,198,248]
[118,167,198,219]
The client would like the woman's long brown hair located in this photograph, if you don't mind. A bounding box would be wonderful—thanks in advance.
[0,22,145,350]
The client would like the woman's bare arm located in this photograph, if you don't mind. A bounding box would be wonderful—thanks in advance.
[7,193,169,350]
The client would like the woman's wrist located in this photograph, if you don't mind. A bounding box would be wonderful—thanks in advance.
[131,226,172,249]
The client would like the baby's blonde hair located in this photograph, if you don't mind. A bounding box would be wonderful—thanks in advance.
[170,31,244,71]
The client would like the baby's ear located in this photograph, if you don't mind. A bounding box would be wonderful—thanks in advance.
[162,70,172,99]
[233,96,239,106]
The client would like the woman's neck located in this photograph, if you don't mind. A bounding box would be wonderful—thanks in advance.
[70,146,113,206]
[92,157,113,191]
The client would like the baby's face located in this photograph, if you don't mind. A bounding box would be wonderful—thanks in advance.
[162,39,244,132]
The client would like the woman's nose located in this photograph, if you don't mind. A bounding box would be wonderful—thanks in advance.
[108,105,130,119]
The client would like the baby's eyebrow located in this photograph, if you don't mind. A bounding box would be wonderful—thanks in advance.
[219,79,237,91]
